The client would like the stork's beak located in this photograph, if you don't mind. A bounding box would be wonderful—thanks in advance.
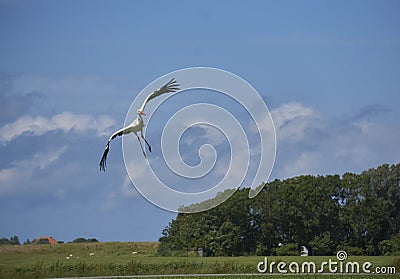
[139,110,146,115]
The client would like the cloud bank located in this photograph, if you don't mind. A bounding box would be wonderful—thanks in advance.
[270,102,399,178]
[0,112,116,142]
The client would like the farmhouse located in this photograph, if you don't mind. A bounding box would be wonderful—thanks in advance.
[33,236,58,245]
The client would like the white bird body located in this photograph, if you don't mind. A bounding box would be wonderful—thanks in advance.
[108,114,144,142]
[100,78,179,171]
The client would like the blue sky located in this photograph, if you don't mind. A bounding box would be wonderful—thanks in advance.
[1,0,400,242]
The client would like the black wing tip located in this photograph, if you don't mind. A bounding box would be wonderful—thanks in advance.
[99,143,109,172]
[99,159,106,172]
[99,157,106,172]
[167,78,180,91]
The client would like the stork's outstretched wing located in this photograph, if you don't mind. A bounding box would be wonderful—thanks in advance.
[139,78,180,112]
[99,126,129,172]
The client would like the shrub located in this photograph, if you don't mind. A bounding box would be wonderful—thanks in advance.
[274,243,298,256]
[393,258,400,271]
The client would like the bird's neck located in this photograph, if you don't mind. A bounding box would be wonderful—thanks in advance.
[137,114,144,123]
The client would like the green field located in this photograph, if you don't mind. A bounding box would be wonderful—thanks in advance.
[0,242,398,279]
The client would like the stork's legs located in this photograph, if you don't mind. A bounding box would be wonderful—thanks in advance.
[141,133,152,152]
[136,134,146,158]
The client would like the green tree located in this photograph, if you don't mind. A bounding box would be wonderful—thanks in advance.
[0,238,10,245]
[158,163,400,257]
[9,235,20,245]
[253,180,281,255]
[310,232,334,255]
[23,239,32,245]
[208,221,241,256]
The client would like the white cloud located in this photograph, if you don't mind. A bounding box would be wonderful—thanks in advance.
[271,102,320,141]
[270,103,400,179]
[202,126,226,146]
[121,174,139,198]
[0,146,68,197]
[0,112,116,142]
[272,102,313,126]
[0,168,20,194]
[16,145,68,170]
[99,175,140,212]
[280,152,323,178]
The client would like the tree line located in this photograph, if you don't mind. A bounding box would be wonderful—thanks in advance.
[0,236,21,245]
[158,163,400,256]
[0,236,99,245]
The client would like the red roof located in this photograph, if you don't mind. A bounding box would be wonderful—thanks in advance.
[34,236,58,245]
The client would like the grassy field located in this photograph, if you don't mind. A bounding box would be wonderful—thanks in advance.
[0,242,398,279]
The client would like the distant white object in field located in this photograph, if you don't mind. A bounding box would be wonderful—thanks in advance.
[132,251,138,255]
[99,78,180,171]
[300,245,309,256]
[66,257,70,259]
[89,252,95,256]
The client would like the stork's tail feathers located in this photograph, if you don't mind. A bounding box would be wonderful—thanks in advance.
[99,142,110,172]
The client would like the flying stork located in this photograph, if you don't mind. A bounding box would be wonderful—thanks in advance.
[99,78,180,171]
